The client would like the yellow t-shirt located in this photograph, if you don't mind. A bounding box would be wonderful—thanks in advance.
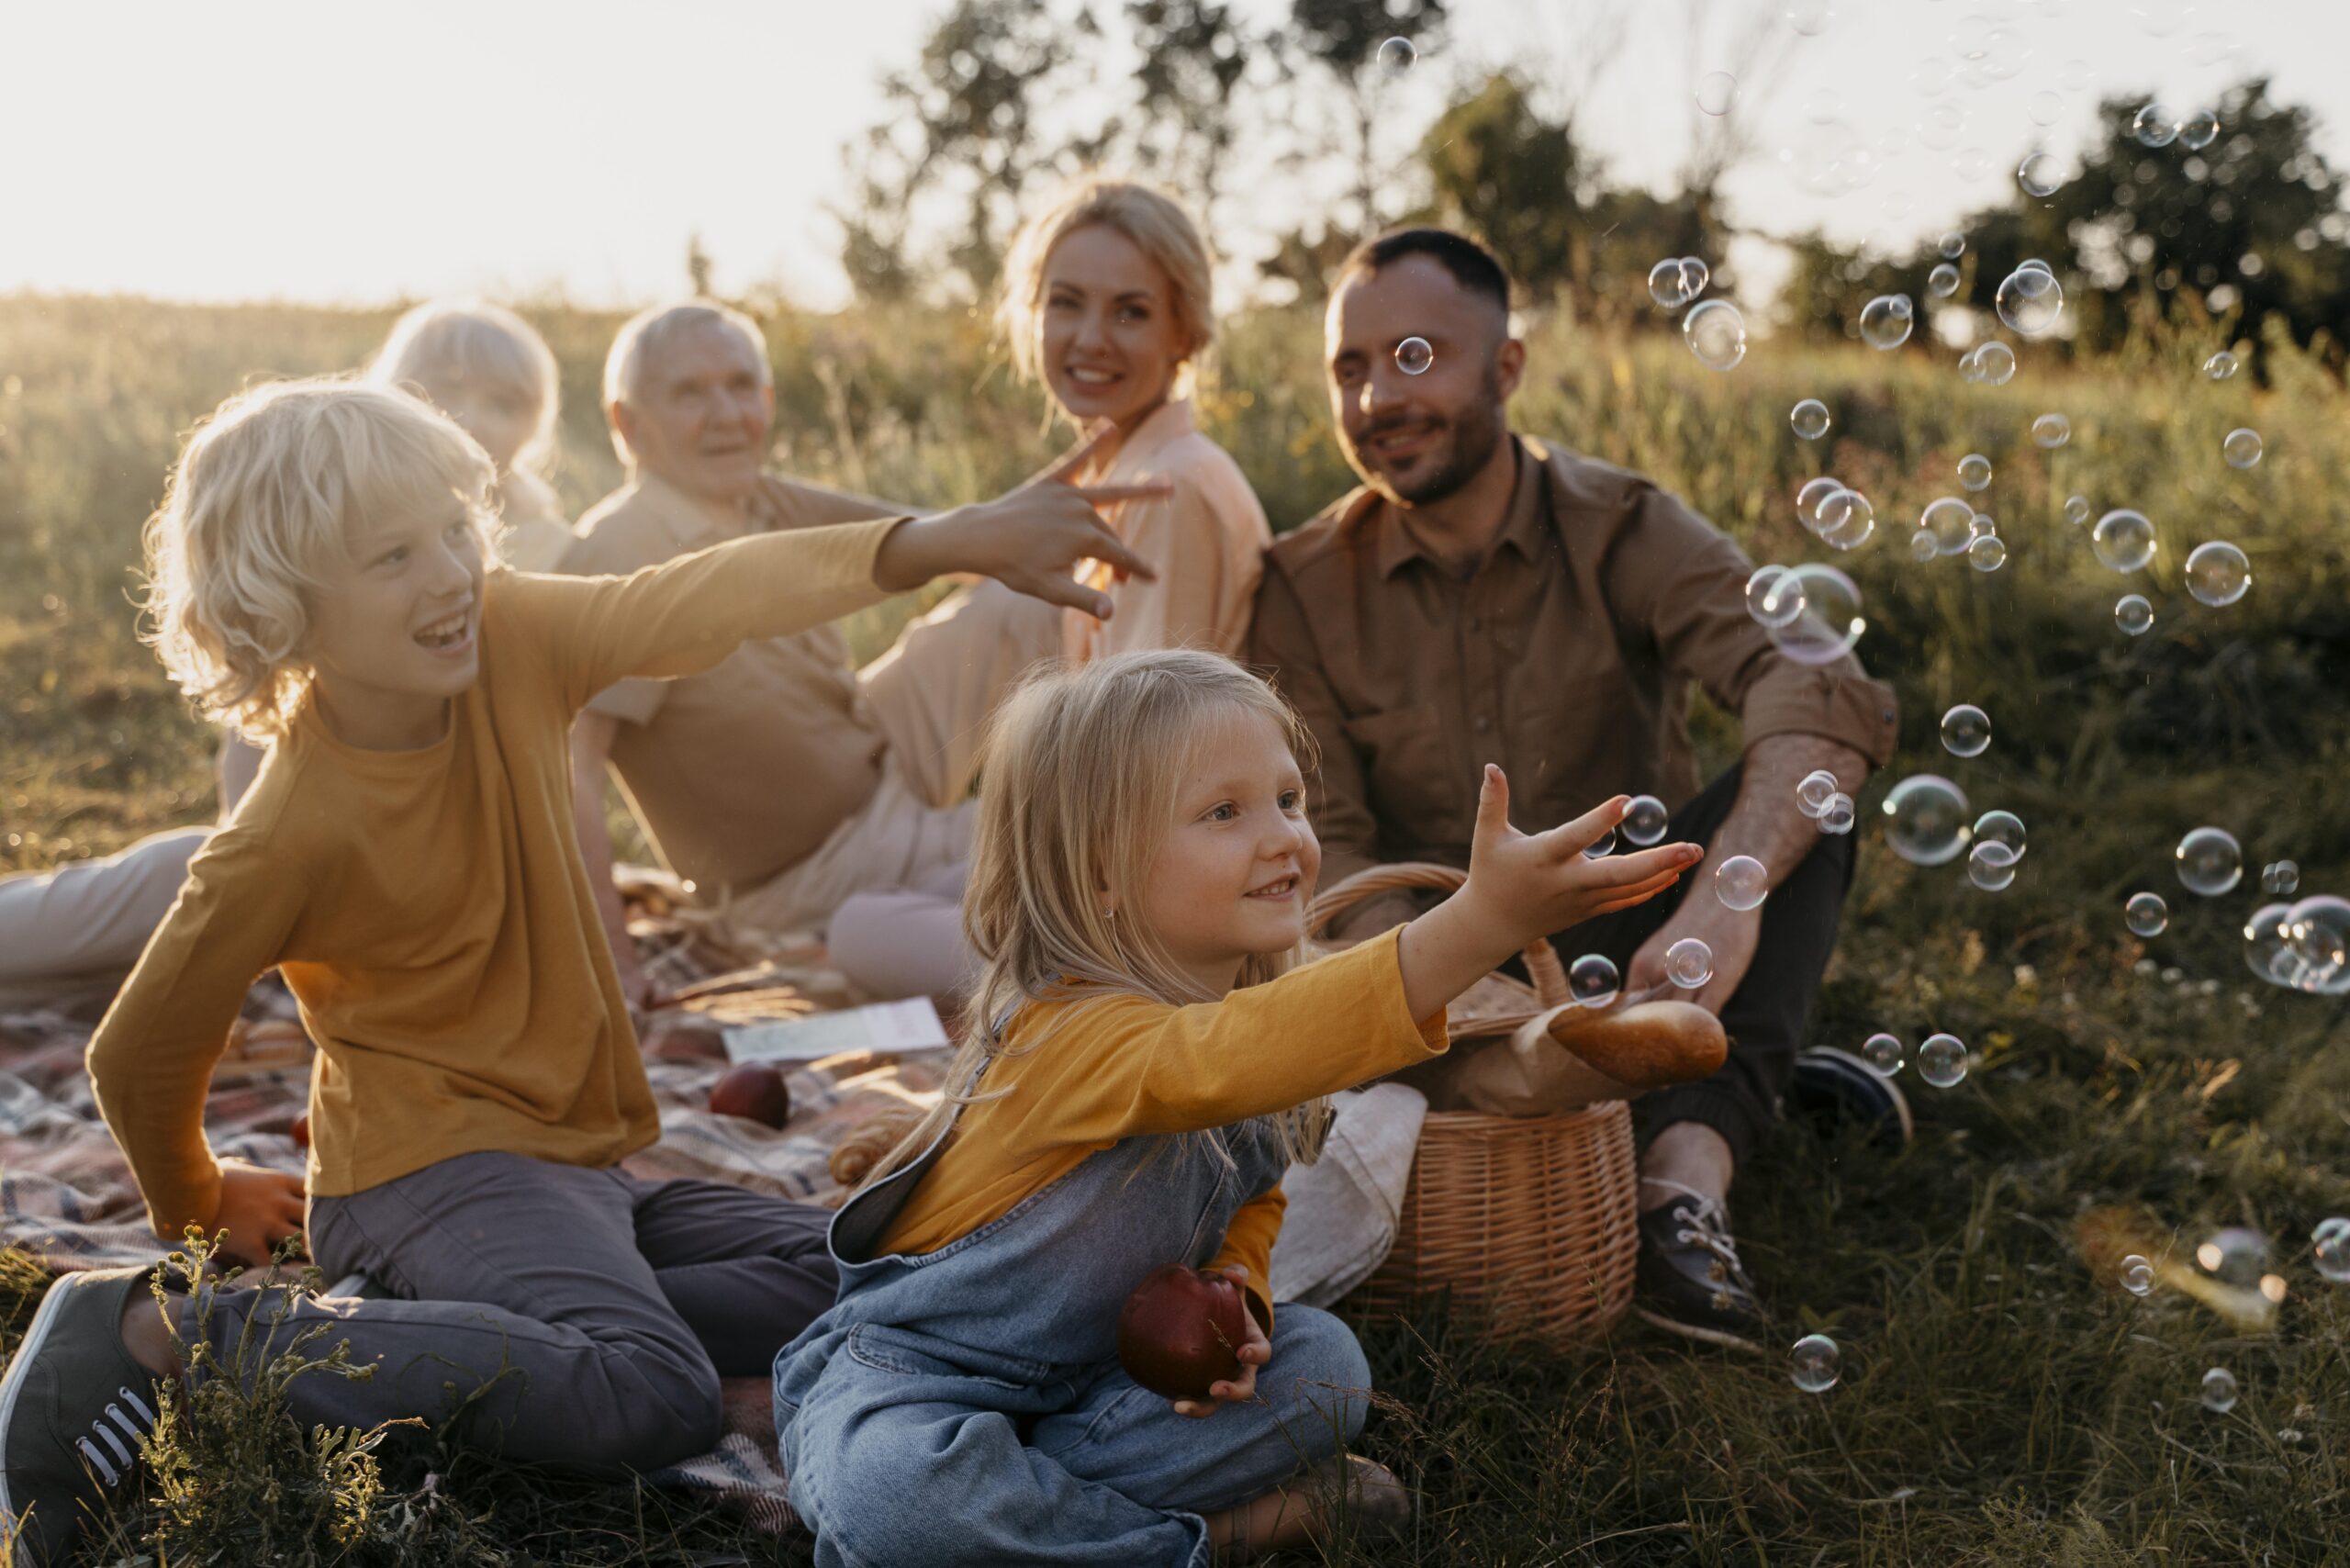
[877,931,1448,1327]
[88,518,903,1238]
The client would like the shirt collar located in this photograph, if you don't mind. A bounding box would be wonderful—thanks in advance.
[1368,434,1549,580]
[629,470,745,554]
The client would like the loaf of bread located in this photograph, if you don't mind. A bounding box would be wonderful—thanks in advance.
[1541,1000,1728,1091]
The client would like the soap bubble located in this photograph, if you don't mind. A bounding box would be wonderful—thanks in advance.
[2114,594,2154,635]
[1860,294,1915,349]
[1583,824,1617,859]
[1968,512,1997,542]
[1789,1333,1841,1393]
[1920,496,1975,555]
[2244,902,2298,986]
[1882,775,1971,866]
[1648,256,1708,309]
[1819,793,1855,834]
[2125,892,2169,937]
[1973,810,2026,858]
[2092,509,2157,572]
[2314,1218,2350,1284]
[2065,495,2091,526]
[1918,1032,1968,1087]
[1908,528,1938,563]
[2199,1227,2271,1286]
[1569,953,1620,1007]
[2032,412,2071,448]
[2260,860,2300,897]
[1785,0,1834,35]
[1941,704,1992,757]
[2222,428,2263,468]
[2175,826,2243,897]
[1377,35,1417,74]
[2060,57,2095,92]
[1996,268,2065,336]
[2185,541,2251,606]
[2199,1367,2239,1414]
[1746,564,1807,628]
[1787,118,1879,196]
[1967,840,2018,890]
[1622,795,1669,846]
[1918,102,1965,152]
[1716,855,1769,912]
[2203,349,2240,380]
[2121,1255,2154,1295]
[1796,476,1846,532]
[2018,150,2065,198]
[1789,398,1830,440]
[1683,299,1747,370]
[1861,1032,1905,1075]
[1928,262,1961,299]
[1666,937,1715,988]
[1697,71,1738,115]
[1972,341,2018,384]
[2283,896,2350,993]
[1818,488,1874,551]
[2132,103,2179,148]
[1796,768,1841,817]
[1958,453,1993,491]
[1939,231,1965,260]
[1761,564,1864,666]
[1394,336,1434,375]
[1967,532,2003,574]
[2179,106,2220,151]
[2028,89,2064,127]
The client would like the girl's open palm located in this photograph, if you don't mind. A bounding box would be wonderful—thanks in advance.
[1467,766,1698,940]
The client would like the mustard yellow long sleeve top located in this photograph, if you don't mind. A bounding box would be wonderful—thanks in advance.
[878,930,1449,1327]
[87,519,904,1238]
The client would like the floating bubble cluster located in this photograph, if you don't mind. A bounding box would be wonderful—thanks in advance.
[1964,341,2018,385]
[1760,564,1865,666]
[1789,1333,1841,1393]
[1569,953,1620,1007]
[1967,840,2018,890]
[2261,860,2300,897]
[2132,102,2179,148]
[1796,768,1841,817]
[1860,294,1914,349]
[1747,564,1805,628]
[1882,775,1970,866]
[1941,704,1991,757]
[1921,496,1976,555]
[1818,792,1855,834]
[1974,810,2025,858]
[2175,827,2243,897]
[1817,488,1875,551]
[1648,256,1709,309]
[1621,795,1669,846]
[1996,266,2064,336]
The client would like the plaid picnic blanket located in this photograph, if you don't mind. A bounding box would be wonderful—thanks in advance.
[0,902,955,1534]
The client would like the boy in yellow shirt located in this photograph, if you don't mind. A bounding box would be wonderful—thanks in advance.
[0,377,1158,1563]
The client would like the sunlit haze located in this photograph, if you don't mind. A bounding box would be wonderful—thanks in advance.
[4,0,2341,311]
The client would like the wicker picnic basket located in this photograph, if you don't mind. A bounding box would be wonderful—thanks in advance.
[1311,863,1640,1351]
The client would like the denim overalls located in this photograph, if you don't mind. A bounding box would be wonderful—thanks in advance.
[773,1048,1372,1568]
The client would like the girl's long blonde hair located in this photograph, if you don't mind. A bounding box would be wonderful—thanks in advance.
[859,649,1328,1190]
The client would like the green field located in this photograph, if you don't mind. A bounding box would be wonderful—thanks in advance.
[4,290,2348,1563]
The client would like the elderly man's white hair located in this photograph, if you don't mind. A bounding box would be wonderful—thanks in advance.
[602,298,774,463]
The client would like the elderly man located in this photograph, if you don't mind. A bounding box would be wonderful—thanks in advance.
[563,301,1147,1003]
[1248,230,1905,1351]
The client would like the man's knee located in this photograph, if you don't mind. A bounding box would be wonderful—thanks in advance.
[579,1340,725,1471]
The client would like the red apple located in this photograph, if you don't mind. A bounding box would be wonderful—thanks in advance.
[708,1062,792,1128]
[290,1113,310,1151]
[1116,1263,1248,1400]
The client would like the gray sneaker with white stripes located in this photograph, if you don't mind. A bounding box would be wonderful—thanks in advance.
[0,1267,169,1566]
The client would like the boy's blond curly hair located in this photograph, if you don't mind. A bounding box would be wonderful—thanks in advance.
[138,377,495,740]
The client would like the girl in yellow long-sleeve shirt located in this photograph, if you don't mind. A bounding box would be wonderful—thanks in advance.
[0,376,1165,1564]
[773,650,1700,1567]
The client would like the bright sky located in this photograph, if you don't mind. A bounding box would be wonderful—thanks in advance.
[1,0,2340,311]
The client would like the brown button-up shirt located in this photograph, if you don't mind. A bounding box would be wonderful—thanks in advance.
[1248,436,1898,924]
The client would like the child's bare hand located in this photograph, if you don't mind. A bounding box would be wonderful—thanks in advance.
[207,1159,308,1268]
[871,424,1164,615]
[1169,1267,1270,1419]
[1465,767,1699,950]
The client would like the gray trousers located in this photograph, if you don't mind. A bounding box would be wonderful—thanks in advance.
[0,828,208,1009]
[190,1150,836,1473]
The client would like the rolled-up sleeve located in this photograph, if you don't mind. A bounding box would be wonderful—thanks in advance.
[1606,487,1898,767]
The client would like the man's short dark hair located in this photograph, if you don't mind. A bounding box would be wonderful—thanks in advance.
[1335,228,1511,317]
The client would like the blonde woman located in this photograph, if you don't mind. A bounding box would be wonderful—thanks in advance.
[1000,177,1270,662]
[369,299,576,572]
[775,651,1701,1563]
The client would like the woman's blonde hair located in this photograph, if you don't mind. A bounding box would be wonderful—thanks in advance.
[998,177,1216,403]
[368,299,560,486]
[138,377,495,741]
[861,649,1327,1190]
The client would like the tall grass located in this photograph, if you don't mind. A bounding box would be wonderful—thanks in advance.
[3,291,2347,1562]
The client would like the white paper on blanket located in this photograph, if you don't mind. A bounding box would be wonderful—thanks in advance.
[722,998,949,1063]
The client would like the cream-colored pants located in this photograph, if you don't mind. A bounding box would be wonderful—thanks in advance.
[722,580,1058,999]
[0,828,210,1009]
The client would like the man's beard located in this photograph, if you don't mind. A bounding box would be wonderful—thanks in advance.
[1353,375,1508,509]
